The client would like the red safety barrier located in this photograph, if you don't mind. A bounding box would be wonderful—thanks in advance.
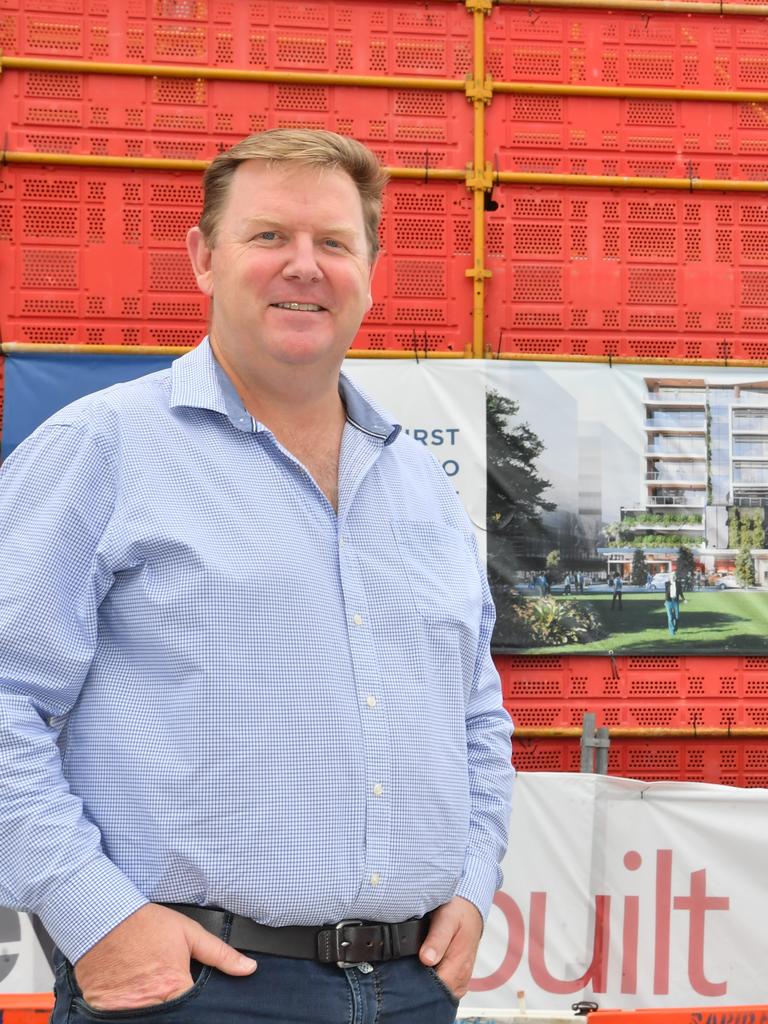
[486,188,768,363]
[488,6,768,91]
[589,1006,768,1023]
[3,76,472,167]
[0,165,471,352]
[0,994,54,1024]
[498,654,768,787]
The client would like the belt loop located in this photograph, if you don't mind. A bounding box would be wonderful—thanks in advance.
[389,923,401,960]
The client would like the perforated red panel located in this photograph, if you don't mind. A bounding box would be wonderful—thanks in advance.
[487,92,768,182]
[0,166,471,351]
[487,6,768,92]
[5,1,471,71]
[498,654,768,786]
[3,72,471,167]
[486,189,768,362]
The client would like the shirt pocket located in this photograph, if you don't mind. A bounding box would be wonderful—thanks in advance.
[390,519,482,633]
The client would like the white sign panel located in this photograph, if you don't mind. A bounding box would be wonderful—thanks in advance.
[469,773,768,1011]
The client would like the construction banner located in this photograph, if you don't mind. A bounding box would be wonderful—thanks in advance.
[3,351,768,652]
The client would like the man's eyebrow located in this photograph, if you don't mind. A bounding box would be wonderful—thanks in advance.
[240,216,360,239]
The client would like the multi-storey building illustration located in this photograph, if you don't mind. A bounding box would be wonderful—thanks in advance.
[612,377,768,585]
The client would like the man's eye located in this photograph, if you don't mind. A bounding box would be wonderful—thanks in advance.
[324,238,344,249]
[255,231,278,241]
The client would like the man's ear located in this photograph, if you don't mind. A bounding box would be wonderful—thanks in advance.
[365,255,379,314]
[186,226,214,297]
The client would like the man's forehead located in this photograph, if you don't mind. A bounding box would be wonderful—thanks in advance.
[231,157,354,192]
[223,159,366,232]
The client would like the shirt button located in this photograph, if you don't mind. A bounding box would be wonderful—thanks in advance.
[373,783,383,797]
[366,695,377,708]
[353,613,363,626]
[370,873,381,886]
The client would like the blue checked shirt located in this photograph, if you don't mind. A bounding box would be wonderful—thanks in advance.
[0,339,513,964]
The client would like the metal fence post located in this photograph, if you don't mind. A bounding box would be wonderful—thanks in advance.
[580,712,596,773]
[595,726,611,775]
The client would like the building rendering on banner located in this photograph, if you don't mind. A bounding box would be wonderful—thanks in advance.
[606,377,768,584]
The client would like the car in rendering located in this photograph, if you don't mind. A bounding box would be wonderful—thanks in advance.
[649,572,673,591]
[714,574,741,590]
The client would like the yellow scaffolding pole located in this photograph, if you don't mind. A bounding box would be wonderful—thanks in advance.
[464,0,494,359]
[500,0,768,16]
[0,56,464,92]
[0,151,467,178]
[515,727,768,739]
[0,342,465,359]
[5,151,766,195]
[7,55,768,105]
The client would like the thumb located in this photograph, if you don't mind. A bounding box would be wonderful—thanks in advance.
[185,923,258,976]
[419,912,459,967]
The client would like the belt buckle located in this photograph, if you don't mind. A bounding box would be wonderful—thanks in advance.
[335,919,364,968]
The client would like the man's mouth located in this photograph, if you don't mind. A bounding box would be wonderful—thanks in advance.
[271,302,326,312]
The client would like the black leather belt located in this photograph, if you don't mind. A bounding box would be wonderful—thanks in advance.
[166,904,430,967]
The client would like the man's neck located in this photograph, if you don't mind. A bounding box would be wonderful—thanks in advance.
[210,336,346,444]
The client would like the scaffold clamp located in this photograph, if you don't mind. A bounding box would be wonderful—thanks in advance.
[464,77,493,104]
[465,266,492,281]
[465,163,496,191]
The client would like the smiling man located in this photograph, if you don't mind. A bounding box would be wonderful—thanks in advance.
[0,130,513,1024]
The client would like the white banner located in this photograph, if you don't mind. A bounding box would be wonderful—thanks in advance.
[470,773,768,1011]
[6,773,768,1013]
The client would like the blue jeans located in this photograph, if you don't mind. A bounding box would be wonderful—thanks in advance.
[665,597,680,634]
[51,932,459,1024]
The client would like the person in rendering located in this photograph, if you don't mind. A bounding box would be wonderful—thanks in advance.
[0,130,514,1024]
[611,572,623,610]
[664,576,685,635]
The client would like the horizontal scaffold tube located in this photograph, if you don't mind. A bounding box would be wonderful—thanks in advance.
[0,342,465,359]
[4,152,766,194]
[6,56,768,105]
[0,57,464,92]
[500,0,768,16]
[492,352,768,368]
[1,152,466,180]
[515,726,768,738]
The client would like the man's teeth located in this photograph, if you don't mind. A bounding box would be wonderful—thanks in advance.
[274,302,323,311]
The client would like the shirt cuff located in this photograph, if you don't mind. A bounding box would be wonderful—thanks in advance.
[455,852,503,922]
[36,855,149,963]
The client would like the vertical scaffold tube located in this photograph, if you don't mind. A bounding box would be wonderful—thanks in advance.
[471,4,488,359]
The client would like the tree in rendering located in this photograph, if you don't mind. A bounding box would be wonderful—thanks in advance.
[487,389,555,588]
[630,547,649,586]
[675,545,696,591]
[735,544,756,588]
[545,549,562,584]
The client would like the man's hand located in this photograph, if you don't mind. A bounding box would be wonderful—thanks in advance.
[418,895,483,1001]
[73,903,257,1011]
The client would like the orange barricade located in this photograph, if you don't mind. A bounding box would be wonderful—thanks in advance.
[589,1006,768,1023]
[0,994,54,1024]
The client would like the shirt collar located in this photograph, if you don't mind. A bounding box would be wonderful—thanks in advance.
[169,337,229,416]
[170,338,400,446]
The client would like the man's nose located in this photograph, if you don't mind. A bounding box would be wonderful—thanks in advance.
[281,237,323,282]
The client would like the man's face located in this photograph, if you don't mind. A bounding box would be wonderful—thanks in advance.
[187,159,375,380]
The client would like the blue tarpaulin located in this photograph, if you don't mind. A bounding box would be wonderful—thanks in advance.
[1,351,176,460]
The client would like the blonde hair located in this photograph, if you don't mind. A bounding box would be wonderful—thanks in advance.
[199,129,388,261]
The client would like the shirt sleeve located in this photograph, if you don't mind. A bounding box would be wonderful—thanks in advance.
[0,422,149,962]
[454,531,515,922]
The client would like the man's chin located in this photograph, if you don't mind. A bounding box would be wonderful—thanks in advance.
[266,333,351,368]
